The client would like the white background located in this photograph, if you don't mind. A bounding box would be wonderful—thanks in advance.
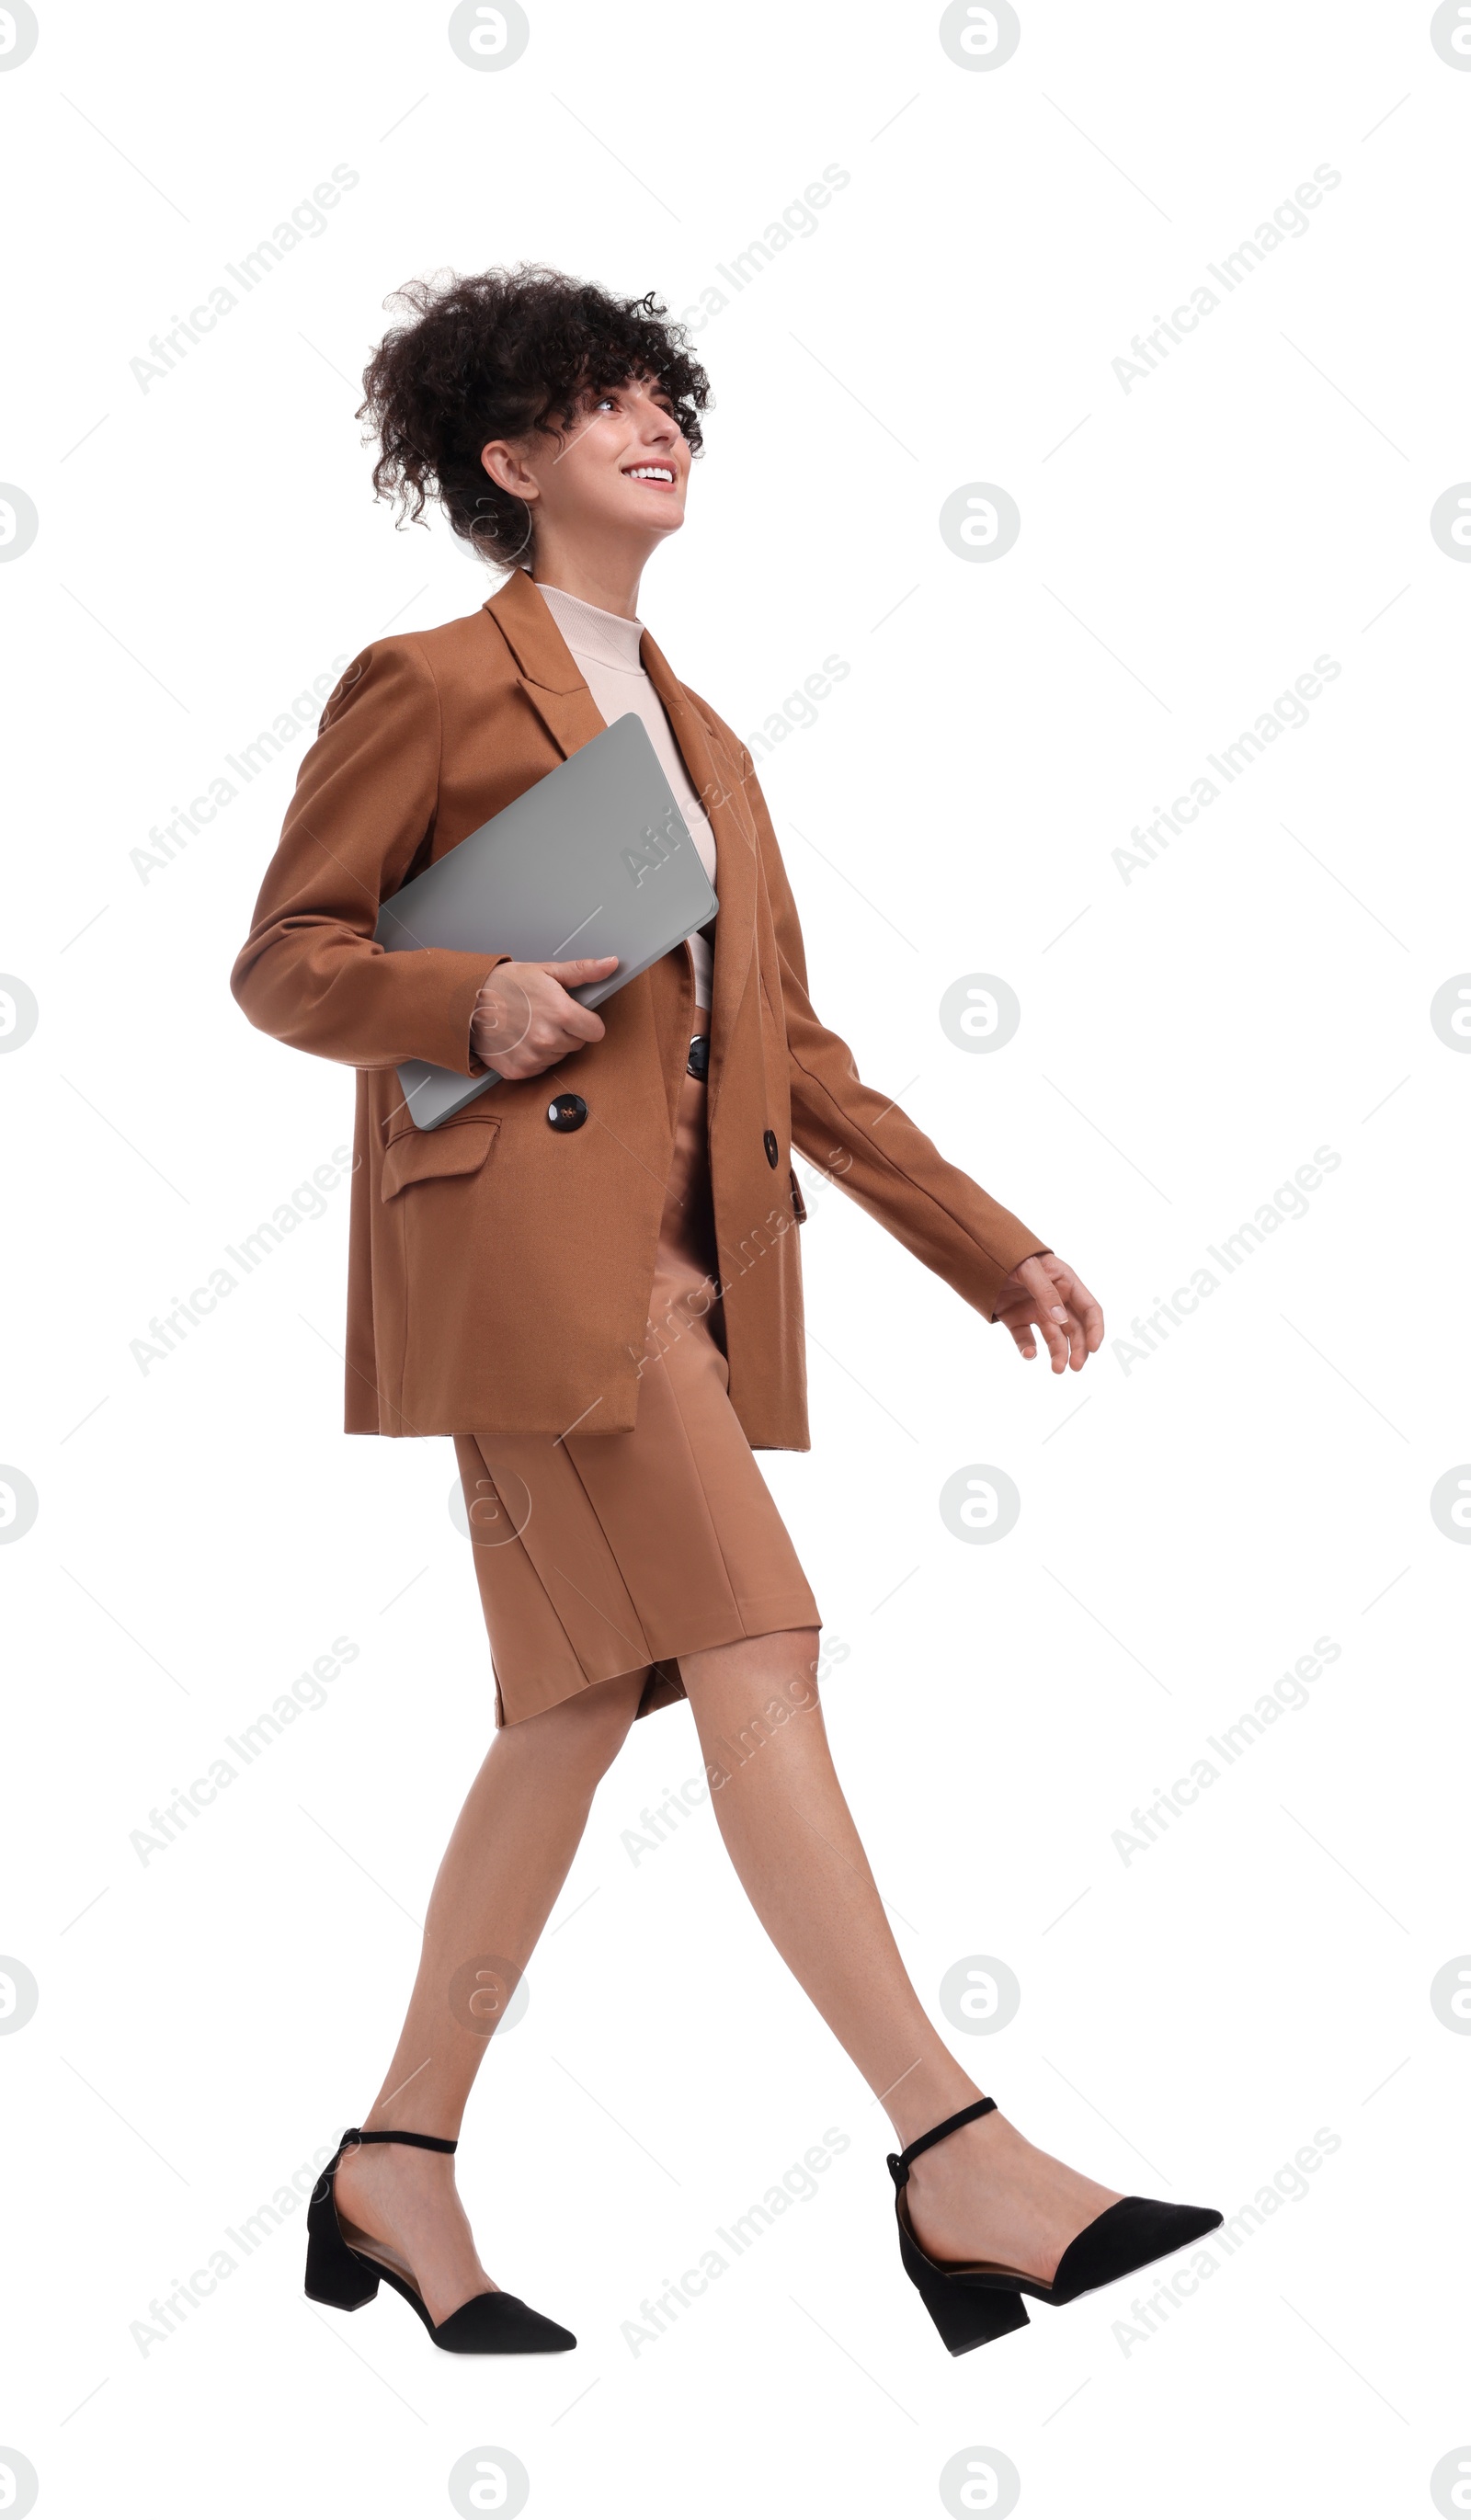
[3,2,1469,2514]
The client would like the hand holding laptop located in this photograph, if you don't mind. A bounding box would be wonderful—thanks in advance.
[470,952,619,1080]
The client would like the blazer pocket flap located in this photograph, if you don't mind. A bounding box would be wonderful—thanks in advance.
[381,1116,500,1201]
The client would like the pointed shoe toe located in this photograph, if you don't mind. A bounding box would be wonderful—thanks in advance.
[432,2290,577,2355]
[1047,2197,1224,2306]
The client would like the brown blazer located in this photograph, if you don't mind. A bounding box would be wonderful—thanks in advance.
[230,567,1046,1445]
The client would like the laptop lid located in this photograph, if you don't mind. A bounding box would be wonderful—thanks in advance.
[373,712,718,1129]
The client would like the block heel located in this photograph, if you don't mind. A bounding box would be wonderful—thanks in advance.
[304,2208,381,2310]
[896,2216,1030,2353]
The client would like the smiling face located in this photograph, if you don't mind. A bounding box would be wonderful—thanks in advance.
[479,370,690,594]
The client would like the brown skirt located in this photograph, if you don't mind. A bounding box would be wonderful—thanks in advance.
[453,1060,820,1727]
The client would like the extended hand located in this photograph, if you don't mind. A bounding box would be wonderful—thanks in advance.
[993,1253,1103,1373]
[470,954,619,1081]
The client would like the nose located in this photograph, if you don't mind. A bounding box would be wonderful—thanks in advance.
[634,390,679,450]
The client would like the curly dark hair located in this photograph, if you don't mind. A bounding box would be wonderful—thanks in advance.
[357,264,713,567]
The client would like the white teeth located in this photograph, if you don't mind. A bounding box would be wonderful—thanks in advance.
[627,465,673,482]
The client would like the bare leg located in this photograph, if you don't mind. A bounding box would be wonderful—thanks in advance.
[333,1669,645,2322]
[678,1630,1123,2280]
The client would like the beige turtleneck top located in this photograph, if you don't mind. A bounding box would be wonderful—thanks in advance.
[534,577,718,1012]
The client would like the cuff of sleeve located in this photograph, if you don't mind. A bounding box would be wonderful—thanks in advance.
[984,1240,1054,1326]
[406,949,511,1078]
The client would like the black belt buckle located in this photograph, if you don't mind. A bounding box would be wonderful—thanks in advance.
[687,1032,710,1081]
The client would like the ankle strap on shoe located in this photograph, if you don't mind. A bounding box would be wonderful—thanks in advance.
[340,2125,458,2155]
[886,2096,996,2188]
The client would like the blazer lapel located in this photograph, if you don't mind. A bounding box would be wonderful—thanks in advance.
[483,567,607,758]
[638,626,756,1101]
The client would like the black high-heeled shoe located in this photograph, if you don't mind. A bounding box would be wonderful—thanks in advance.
[888,2097,1223,2356]
[305,2127,576,2355]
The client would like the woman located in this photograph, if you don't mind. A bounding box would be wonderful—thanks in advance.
[231,266,1220,2359]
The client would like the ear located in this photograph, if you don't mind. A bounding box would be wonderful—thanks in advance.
[480,439,538,502]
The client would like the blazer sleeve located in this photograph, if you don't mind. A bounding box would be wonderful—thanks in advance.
[229,638,508,1077]
[740,744,1050,1324]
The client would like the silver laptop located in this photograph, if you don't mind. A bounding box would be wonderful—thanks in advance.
[373,713,718,1129]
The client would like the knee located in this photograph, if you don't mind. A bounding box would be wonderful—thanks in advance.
[508,1674,642,1786]
[570,1693,641,1785]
